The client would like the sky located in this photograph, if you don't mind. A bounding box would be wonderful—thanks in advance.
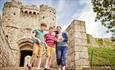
[0,0,112,38]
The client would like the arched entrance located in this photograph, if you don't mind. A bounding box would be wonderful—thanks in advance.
[17,38,33,67]
[20,50,32,66]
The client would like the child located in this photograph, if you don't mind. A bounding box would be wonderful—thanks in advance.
[28,23,47,70]
[44,27,56,70]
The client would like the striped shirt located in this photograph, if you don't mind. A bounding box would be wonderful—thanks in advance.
[44,33,56,47]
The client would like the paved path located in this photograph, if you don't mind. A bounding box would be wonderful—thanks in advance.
[0,67,58,70]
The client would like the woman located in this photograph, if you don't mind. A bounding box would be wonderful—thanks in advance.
[55,26,68,70]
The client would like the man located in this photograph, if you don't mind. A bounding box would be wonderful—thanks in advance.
[28,23,47,70]
[44,27,56,70]
[55,26,68,70]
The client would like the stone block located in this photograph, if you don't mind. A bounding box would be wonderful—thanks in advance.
[79,51,88,59]
[75,51,80,60]
[75,59,89,66]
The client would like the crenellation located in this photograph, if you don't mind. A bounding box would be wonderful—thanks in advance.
[40,4,56,14]
[4,1,22,8]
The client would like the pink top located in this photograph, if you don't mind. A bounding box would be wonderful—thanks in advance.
[44,33,56,47]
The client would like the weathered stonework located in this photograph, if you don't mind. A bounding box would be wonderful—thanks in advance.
[0,0,114,69]
[0,19,15,67]
[0,0,56,67]
[65,20,89,70]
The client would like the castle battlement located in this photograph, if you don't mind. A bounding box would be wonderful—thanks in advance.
[3,1,56,17]
[4,1,22,8]
[22,5,39,11]
[21,5,40,16]
[40,4,56,14]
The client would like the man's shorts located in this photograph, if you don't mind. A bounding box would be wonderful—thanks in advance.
[46,46,55,57]
[33,43,44,57]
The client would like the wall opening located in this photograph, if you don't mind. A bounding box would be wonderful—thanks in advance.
[20,50,32,67]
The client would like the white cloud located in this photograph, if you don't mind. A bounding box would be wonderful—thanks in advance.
[57,0,68,13]
[79,0,91,5]
[73,0,112,38]
[56,0,70,29]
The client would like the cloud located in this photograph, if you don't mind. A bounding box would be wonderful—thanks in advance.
[79,0,91,5]
[74,0,112,38]
[57,0,68,13]
[56,0,70,28]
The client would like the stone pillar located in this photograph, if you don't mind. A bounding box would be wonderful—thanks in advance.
[74,20,89,70]
[75,45,89,70]
[65,20,89,70]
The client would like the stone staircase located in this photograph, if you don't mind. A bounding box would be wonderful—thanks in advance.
[0,67,58,70]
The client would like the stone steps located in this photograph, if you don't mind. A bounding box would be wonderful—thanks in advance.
[0,67,58,70]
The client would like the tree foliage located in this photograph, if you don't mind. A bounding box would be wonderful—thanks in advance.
[92,0,115,36]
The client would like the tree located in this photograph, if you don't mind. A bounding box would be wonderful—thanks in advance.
[92,0,115,37]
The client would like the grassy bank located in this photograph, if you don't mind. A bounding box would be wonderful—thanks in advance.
[88,47,115,66]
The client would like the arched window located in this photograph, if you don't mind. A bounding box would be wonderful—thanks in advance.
[42,16,45,19]
[13,13,16,15]
[37,13,39,15]
[50,11,52,12]
[29,11,32,14]
[25,11,27,13]
[21,10,23,13]
[6,35,8,38]
[33,12,36,15]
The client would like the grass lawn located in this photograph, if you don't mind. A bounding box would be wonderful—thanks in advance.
[88,47,115,66]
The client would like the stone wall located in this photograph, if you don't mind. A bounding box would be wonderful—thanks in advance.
[1,0,56,66]
[65,20,114,70]
[0,20,15,67]
[86,34,113,48]
[65,20,89,70]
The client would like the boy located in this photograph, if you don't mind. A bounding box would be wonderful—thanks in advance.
[28,23,47,70]
[44,27,56,70]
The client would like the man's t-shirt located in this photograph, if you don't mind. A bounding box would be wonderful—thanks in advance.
[44,33,56,47]
[32,29,45,43]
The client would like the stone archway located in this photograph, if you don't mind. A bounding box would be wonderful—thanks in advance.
[20,50,32,66]
[17,38,33,67]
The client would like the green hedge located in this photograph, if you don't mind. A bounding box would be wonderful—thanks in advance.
[88,47,115,66]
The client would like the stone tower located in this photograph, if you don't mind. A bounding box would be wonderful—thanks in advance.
[1,0,56,66]
[65,20,89,70]
[39,5,56,28]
